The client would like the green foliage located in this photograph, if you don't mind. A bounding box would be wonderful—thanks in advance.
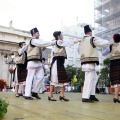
[65,65,85,86]
[0,98,9,118]
[65,65,77,82]
[76,68,85,86]
[99,58,110,87]
[103,58,110,69]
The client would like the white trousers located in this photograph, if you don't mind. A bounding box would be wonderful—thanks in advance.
[82,71,98,99]
[39,78,46,93]
[25,68,44,97]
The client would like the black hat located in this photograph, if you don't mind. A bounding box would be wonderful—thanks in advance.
[30,27,39,35]
[53,31,61,40]
[84,25,92,34]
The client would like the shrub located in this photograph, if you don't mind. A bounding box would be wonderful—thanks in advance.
[0,98,9,118]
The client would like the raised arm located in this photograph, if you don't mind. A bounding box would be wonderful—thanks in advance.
[18,45,28,55]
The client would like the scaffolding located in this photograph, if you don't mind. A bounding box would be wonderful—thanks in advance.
[94,0,120,40]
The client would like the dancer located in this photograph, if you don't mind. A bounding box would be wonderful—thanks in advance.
[102,34,120,103]
[80,25,110,102]
[14,42,27,97]
[48,31,80,101]
[25,27,55,100]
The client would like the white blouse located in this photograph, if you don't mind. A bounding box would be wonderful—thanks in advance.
[18,45,28,55]
[102,46,110,56]
[56,39,75,47]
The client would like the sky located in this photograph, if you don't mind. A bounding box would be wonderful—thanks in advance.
[0,0,94,40]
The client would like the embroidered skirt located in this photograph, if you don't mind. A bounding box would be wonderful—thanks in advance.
[50,57,69,87]
[110,59,120,87]
[17,66,27,83]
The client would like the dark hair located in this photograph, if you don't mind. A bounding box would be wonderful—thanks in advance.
[53,31,61,40]
[19,42,25,48]
[42,58,45,61]
[30,27,39,36]
[113,34,120,43]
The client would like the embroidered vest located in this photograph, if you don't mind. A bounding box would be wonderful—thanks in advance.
[110,43,120,60]
[80,36,99,65]
[53,41,67,58]
[27,39,42,61]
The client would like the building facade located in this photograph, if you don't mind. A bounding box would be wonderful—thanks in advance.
[0,25,51,87]
[94,0,120,40]
[60,23,86,67]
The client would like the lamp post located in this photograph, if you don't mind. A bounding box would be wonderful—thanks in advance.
[48,54,51,67]
[4,53,15,89]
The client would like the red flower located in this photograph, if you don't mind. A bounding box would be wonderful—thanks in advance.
[0,78,8,90]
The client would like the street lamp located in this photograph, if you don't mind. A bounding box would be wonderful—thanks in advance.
[48,54,51,67]
[4,53,15,89]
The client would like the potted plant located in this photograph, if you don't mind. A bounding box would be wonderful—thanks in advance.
[76,68,85,93]
[103,58,114,94]
[65,65,77,84]
[0,98,9,118]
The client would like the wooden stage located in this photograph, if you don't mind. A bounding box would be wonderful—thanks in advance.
[0,92,120,120]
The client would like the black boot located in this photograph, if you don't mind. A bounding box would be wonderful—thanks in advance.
[90,95,99,102]
[32,92,41,99]
[25,96,33,100]
[82,98,94,103]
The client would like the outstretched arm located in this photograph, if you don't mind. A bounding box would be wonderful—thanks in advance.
[31,39,55,47]
[57,39,81,47]
[93,37,110,47]
[102,46,110,56]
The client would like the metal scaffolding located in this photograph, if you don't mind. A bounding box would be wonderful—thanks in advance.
[94,0,120,40]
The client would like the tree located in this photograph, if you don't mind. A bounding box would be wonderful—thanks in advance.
[98,58,110,88]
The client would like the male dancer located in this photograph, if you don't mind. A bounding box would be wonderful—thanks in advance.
[25,27,54,100]
[80,25,110,102]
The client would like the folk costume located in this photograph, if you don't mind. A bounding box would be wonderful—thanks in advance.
[14,42,27,97]
[25,27,54,100]
[50,38,76,87]
[102,34,120,88]
[80,25,110,102]
[102,34,120,103]
[48,31,80,101]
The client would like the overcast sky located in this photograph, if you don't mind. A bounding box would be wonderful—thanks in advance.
[0,0,94,40]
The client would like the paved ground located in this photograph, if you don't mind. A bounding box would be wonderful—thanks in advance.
[0,92,120,120]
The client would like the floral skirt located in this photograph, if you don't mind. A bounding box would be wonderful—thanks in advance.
[17,66,27,83]
[110,59,120,87]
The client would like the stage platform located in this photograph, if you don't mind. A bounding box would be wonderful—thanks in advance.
[0,92,120,120]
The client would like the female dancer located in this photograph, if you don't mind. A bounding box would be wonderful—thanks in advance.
[48,31,80,101]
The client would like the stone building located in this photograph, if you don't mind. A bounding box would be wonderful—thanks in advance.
[0,25,51,87]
